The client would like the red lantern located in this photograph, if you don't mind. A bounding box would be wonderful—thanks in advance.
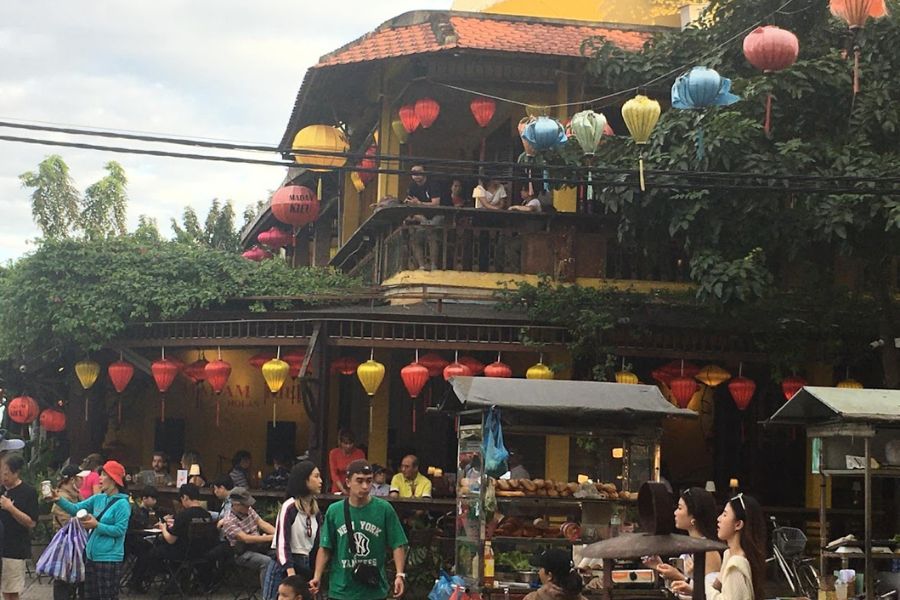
[282,349,306,379]
[443,361,472,381]
[249,352,275,369]
[414,98,440,129]
[205,360,232,394]
[781,375,806,401]
[242,246,272,261]
[40,408,66,432]
[484,361,513,378]
[830,0,887,29]
[742,26,799,134]
[401,362,429,398]
[257,226,294,249]
[8,395,39,424]
[661,360,700,380]
[728,376,756,410]
[669,376,698,409]
[331,356,360,376]
[183,359,209,385]
[470,97,496,128]
[107,360,134,394]
[358,145,378,185]
[271,185,319,228]
[398,104,420,133]
[652,367,674,387]
[151,359,180,394]
[458,356,485,376]
[418,353,449,378]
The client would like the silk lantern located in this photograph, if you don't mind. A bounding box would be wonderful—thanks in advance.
[249,352,275,370]
[151,355,180,421]
[263,357,290,425]
[398,105,420,134]
[621,95,661,191]
[414,98,440,129]
[350,171,366,193]
[75,360,100,390]
[662,360,701,380]
[401,357,430,432]
[458,356,485,376]
[671,67,740,160]
[728,376,756,410]
[358,145,378,185]
[8,395,39,424]
[291,125,349,171]
[470,96,496,161]
[418,353,449,378]
[257,226,294,249]
[652,367,674,387]
[696,364,731,387]
[108,358,134,424]
[781,375,807,400]
[837,378,863,389]
[331,356,359,376]
[831,0,887,93]
[40,408,66,433]
[570,110,608,156]
[518,117,537,157]
[282,349,306,379]
[526,362,554,380]
[522,117,568,151]
[391,118,410,143]
[205,354,232,427]
[670,376,699,409]
[241,246,272,261]
[742,26,799,133]
[485,360,513,378]
[443,361,472,381]
[615,370,639,384]
[271,186,319,229]
[357,356,386,396]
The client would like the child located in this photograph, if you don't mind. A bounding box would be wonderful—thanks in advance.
[278,574,312,600]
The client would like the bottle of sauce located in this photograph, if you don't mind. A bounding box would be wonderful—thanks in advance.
[483,541,495,588]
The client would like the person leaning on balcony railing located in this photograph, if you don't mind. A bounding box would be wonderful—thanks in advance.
[508,183,543,213]
[404,163,447,271]
[473,174,508,210]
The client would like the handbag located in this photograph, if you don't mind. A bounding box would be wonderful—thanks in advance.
[343,499,381,588]
[483,406,509,478]
[36,518,88,583]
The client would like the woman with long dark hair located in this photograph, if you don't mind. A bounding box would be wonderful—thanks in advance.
[706,493,766,600]
[262,460,323,600]
[524,548,587,600]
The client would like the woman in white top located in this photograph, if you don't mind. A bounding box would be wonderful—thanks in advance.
[475,177,508,210]
[706,493,766,600]
[262,461,322,600]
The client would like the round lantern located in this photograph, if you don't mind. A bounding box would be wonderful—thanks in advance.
[470,97,496,128]
[357,358,386,396]
[242,246,272,261]
[8,395,39,424]
[151,359,180,394]
[414,98,440,129]
[282,349,306,379]
[398,105,420,134]
[401,362,429,399]
[742,26,799,133]
[615,370,639,384]
[621,95,661,191]
[696,365,731,387]
[837,378,863,389]
[728,376,756,410]
[526,362,554,380]
[670,376,699,409]
[75,360,101,391]
[271,186,319,228]
[418,353,449,378]
[257,226,294,249]
[40,408,66,433]
[458,356,485,376]
[830,0,887,30]
[249,352,275,370]
[107,360,135,394]
[291,124,349,171]
[331,356,360,376]
[781,375,807,400]
[570,110,608,156]
[443,361,472,381]
[522,117,568,151]
[518,117,537,157]
[485,361,513,378]
[391,118,410,143]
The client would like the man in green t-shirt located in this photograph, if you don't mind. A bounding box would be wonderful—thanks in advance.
[311,459,408,600]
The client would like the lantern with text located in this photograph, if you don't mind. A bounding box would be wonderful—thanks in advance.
[621,95,661,191]
[742,26,799,133]
[291,124,349,171]
[781,375,807,400]
[282,349,306,379]
[401,359,430,432]
[151,356,180,422]
[616,370,639,384]
[399,105,420,134]
[263,357,290,425]
[205,356,232,427]
[419,353,449,378]
[75,359,101,422]
[696,364,731,387]
[526,361,554,380]
[485,361,513,378]
[40,408,66,433]
[331,356,359,376]
[470,96,496,160]
[728,376,756,410]
[272,186,319,230]
[670,376,699,409]
[458,356,485,376]
[241,246,272,261]
[830,0,887,93]
[257,226,294,249]
[108,358,134,424]
[8,395,39,424]
[414,97,440,129]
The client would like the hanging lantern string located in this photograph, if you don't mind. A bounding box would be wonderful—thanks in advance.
[427,0,801,112]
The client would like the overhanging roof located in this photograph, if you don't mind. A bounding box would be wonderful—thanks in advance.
[450,376,695,425]
[767,386,900,426]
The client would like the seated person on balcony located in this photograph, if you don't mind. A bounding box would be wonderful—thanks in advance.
[328,429,366,494]
[405,164,446,270]
[449,178,468,207]
[229,450,252,488]
[389,454,432,498]
[474,174,508,210]
[220,487,275,588]
[509,183,543,213]
[135,450,174,487]
[262,452,292,490]
[371,464,391,497]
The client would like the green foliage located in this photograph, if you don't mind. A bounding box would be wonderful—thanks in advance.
[0,237,359,362]
[81,161,128,240]
[20,155,81,240]
[171,199,242,252]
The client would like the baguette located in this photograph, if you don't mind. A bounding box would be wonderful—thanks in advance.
[497,479,511,491]
[543,479,556,490]
[522,479,537,492]
[547,488,559,497]
[567,482,579,494]
[508,479,522,490]
[497,490,526,497]
[556,481,568,493]
[536,488,548,496]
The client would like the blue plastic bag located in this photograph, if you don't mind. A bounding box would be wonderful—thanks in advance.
[36,518,88,583]
[483,406,509,478]
[428,570,465,600]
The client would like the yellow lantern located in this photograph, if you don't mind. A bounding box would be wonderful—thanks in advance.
[615,370,639,384]
[357,358,386,396]
[696,365,731,387]
[291,125,349,171]
[262,358,290,394]
[837,378,863,389]
[391,118,408,144]
[350,171,366,193]
[75,360,101,390]
[525,104,550,117]
[526,362,554,380]
[621,95,661,192]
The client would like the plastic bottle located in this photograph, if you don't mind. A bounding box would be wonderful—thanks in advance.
[484,541,495,588]
[610,511,622,537]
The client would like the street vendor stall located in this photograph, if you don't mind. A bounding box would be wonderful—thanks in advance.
[449,376,695,596]
[767,387,900,600]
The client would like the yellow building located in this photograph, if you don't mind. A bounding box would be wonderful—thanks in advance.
[451,0,685,27]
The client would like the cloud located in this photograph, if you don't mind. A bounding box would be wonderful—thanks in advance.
[0,0,448,261]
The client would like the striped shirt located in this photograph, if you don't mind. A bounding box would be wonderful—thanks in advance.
[221,507,262,547]
[271,498,318,567]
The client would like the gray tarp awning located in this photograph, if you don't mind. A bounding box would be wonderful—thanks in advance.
[449,376,695,426]
[767,386,900,426]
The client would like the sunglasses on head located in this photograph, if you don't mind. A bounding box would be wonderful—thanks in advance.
[731,492,746,512]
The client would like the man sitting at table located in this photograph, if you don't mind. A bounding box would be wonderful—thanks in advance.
[134,450,174,487]
[220,487,275,588]
[389,454,432,498]
[129,485,160,530]
[210,475,235,523]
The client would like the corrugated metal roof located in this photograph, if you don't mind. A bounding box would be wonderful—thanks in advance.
[768,386,900,425]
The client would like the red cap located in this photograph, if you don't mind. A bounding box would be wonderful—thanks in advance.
[102,460,126,487]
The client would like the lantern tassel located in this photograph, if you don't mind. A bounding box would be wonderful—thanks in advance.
[639,156,646,192]
[117,399,122,425]
[84,395,89,422]
[853,46,860,95]
[216,398,220,428]
[479,138,486,163]
[273,394,277,427]
[764,94,773,136]
[369,401,374,433]
[527,168,534,196]
[696,126,705,162]
[161,396,166,423]
[412,400,417,433]
[586,170,593,201]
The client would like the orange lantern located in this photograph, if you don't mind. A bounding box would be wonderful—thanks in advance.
[401,356,430,432]
[205,351,232,427]
[485,361,513,378]
[151,355,180,421]
[108,360,134,394]
[670,376,698,409]
[398,105,420,134]
[728,376,756,410]
[444,361,472,381]
[419,353,449,378]
[414,98,440,129]
[271,186,319,229]
[781,375,806,400]
[458,356,484,376]
[331,356,359,376]
[40,408,66,433]
[8,395,39,424]
[830,0,888,93]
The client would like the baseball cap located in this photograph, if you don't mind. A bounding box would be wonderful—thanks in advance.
[346,459,372,477]
[60,465,81,480]
[228,486,256,506]
[101,460,126,487]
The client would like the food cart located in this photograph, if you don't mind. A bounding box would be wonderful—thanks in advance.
[767,387,900,600]
[449,376,696,596]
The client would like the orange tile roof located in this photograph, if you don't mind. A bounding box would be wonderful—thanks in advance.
[316,12,651,68]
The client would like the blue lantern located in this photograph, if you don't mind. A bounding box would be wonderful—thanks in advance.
[671,67,739,160]
[522,116,567,151]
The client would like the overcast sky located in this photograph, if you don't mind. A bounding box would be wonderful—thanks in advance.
[0,1,449,261]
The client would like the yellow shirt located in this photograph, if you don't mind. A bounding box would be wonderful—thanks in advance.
[389,472,432,498]
[706,550,754,600]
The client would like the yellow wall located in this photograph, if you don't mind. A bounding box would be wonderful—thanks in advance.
[451,0,682,27]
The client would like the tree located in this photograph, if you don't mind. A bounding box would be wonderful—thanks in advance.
[133,215,162,242]
[80,161,128,240]
[19,155,80,240]
[171,199,242,251]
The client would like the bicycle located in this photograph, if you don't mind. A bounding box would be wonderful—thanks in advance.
[767,516,820,598]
